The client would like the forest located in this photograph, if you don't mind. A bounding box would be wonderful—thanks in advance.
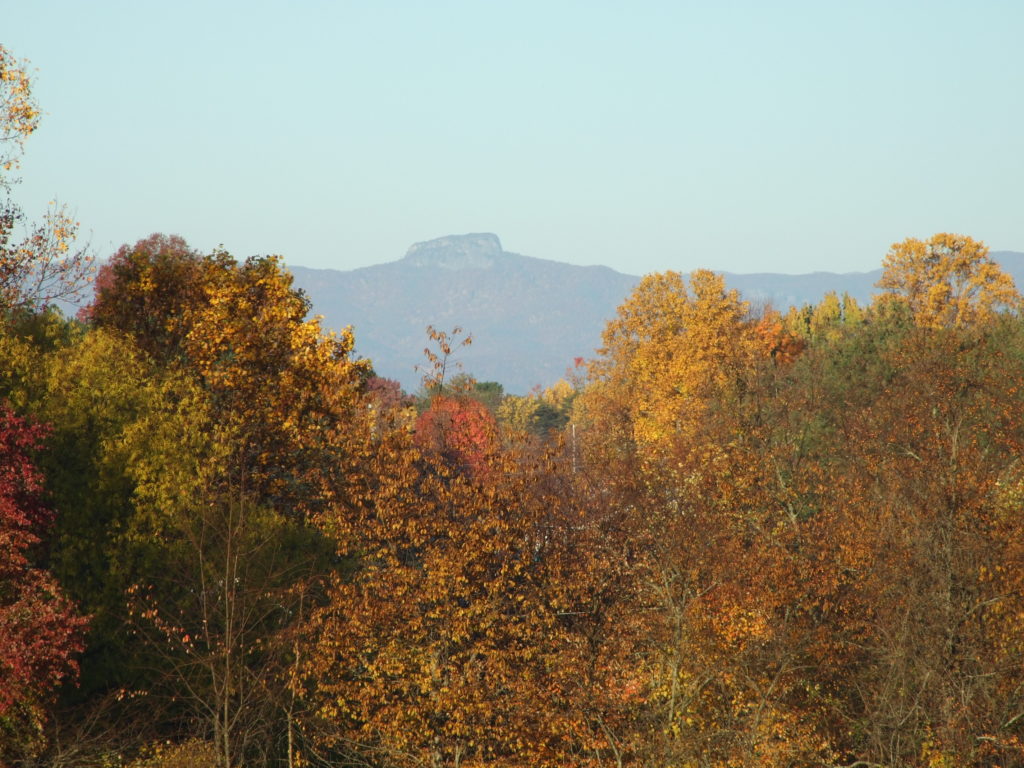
[6,46,1024,768]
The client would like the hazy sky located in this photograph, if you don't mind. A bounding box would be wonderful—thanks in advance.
[6,1,1023,275]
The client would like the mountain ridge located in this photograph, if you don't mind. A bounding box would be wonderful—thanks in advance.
[288,235,1024,394]
[290,234,635,393]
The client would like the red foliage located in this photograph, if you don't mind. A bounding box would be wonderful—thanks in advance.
[0,404,86,715]
[413,395,499,477]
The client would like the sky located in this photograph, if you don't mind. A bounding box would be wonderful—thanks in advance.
[5,1,1024,276]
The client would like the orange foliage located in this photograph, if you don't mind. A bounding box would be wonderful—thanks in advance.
[302,433,637,767]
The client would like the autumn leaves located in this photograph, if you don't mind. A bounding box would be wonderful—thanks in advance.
[3,230,1020,767]
[296,232,1024,767]
[9,28,1024,767]
[0,46,92,313]
[878,233,1022,328]
[6,38,1024,764]
[565,233,1024,767]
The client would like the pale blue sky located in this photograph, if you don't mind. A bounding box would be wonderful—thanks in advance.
[6,1,1023,275]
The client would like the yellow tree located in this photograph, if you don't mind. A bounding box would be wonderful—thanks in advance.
[85,237,372,765]
[301,429,636,768]
[0,45,37,174]
[575,268,822,766]
[581,268,780,451]
[876,233,1021,328]
[0,45,92,312]
[579,271,691,462]
[496,379,575,438]
[89,237,369,518]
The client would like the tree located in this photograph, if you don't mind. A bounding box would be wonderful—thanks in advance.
[0,45,39,175]
[575,267,836,766]
[365,376,416,435]
[300,427,639,768]
[580,268,785,452]
[0,45,92,312]
[497,380,575,439]
[0,403,86,762]
[815,321,1024,765]
[417,325,473,395]
[414,395,499,478]
[876,232,1021,329]
[29,326,154,701]
[727,293,1024,766]
[80,236,372,765]
[88,235,369,519]
[82,234,216,359]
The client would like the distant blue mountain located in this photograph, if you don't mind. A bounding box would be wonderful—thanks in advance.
[290,234,635,394]
[285,238,1024,394]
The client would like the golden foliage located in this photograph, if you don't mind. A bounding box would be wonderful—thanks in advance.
[877,232,1021,328]
[300,425,643,767]
[581,268,784,454]
[0,46,93,310]
[0,45,38,174]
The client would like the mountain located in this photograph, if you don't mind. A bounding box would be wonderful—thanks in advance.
[290,234,636,394]
[48,235,1024,393]
[291,236,1024,394]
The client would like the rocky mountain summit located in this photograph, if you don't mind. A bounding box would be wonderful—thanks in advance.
[402,233,503,270]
